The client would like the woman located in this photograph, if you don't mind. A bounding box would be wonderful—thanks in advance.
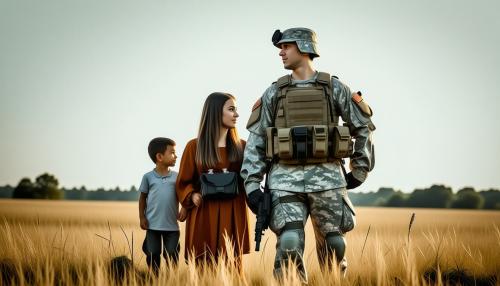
[176,92,250,268]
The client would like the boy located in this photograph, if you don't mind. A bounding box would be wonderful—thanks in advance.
[139,137,187,274]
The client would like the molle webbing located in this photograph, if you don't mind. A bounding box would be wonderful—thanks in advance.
[274,72,336,128]
[266,72,354,164]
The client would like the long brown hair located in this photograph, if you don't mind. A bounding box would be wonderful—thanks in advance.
[195,92,242,169]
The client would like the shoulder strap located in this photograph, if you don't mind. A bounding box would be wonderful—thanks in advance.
[271,74,291,125]
[276,75,291,88]
[316,72,335,122]
[316,72,331,85]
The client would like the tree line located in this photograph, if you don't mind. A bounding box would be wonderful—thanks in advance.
[0,173,138,201]
[349,185,500,210]
[0,173,499,209]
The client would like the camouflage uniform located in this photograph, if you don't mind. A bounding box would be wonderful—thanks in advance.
[241,28,375,281]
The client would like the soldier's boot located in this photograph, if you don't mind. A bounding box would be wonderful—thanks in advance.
[324,232,347,277]
[273,230,308,284]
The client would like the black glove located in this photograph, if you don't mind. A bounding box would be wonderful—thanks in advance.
[247,190,264,214]
[346,172,363,190]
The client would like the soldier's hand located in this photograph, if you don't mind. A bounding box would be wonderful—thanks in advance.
[247,190,264,214]
[346,172,363,189]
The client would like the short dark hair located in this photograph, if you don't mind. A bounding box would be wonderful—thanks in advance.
[148,137,175,163]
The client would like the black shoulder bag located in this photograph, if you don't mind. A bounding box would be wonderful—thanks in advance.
[200,169,239,200]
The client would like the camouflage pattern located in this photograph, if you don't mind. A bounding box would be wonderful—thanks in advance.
[241,72,375,195]
[269,188,354,278]
[241,71,374,277]
[269,188,352,236]
[274,27,320,58]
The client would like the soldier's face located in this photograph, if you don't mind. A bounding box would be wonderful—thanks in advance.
[279,43,304,70]
[221,98,239,129]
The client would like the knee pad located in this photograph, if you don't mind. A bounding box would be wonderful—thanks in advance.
[280,230,301,252]
[325,232,346,262]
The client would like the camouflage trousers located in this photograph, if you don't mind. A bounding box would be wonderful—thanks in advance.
[269,187,356,280]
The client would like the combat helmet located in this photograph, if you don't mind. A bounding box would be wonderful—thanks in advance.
[272,27,320,58]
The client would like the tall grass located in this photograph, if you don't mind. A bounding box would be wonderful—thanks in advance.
[0,200,499,285]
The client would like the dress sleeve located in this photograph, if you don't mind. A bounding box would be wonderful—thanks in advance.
[176,139,198,208]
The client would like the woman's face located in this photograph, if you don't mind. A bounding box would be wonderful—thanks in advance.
[221,98,239,129]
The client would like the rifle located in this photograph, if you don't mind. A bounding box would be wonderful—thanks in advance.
[254,160,272,251]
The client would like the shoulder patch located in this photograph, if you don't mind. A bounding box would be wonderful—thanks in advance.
[247,98,263,129]
[252,98,262,111]
[351,91,373,117]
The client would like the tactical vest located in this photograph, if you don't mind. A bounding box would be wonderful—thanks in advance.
[266,72,353,164]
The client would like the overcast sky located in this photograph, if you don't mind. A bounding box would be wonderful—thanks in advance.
[1,0,499,193]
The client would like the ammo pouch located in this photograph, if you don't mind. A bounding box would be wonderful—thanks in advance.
[200,170,239,200]
[340,194,356,233]
[332,126,353,159]
[266,125,353,164]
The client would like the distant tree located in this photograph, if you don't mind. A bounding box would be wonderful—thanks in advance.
[451,188,484,209]
[124,185,139,201]
[479,189,500,210]
[457,187,475,194]
[0,184,14,198]
[385,192,407,207]
[33,173,62,199]
[12,178,35,199]
[349,187,397,206]
[406,184,453,208]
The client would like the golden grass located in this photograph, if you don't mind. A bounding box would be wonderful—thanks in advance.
[0,199,499,285]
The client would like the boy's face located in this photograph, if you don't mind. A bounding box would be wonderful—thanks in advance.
[156,145,177,167]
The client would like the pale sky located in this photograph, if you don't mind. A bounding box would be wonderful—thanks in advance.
[1,0,499,193]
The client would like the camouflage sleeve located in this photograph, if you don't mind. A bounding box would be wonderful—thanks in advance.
[240,84,277,194]
[332,78,376,182]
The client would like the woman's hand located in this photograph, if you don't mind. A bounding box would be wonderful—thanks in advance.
[192,193,202,207]
[177,207,188,222]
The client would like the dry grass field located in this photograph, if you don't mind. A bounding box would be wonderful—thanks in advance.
[0,199,498,285]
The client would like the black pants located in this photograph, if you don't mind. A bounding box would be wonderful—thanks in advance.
[142,229,180,274]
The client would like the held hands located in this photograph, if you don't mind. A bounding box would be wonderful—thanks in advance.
[192,192,202,207]
[346,172,363,190]
[247,190,264,214]
[177,207,188,222]
[139,216,149,230]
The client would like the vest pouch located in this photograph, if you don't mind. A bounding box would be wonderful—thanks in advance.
[312,125,328,158]
[291,126,308,164]
[266,127,277,159]
[333,126,353,158]
[340,194,356,233]
[277,128,293,159]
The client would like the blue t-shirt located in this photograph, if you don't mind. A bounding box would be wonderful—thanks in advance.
[139,169,179,231]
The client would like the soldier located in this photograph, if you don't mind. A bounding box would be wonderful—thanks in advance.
[241,27,375,282]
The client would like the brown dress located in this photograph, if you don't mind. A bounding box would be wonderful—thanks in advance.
[176,138,250,263]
